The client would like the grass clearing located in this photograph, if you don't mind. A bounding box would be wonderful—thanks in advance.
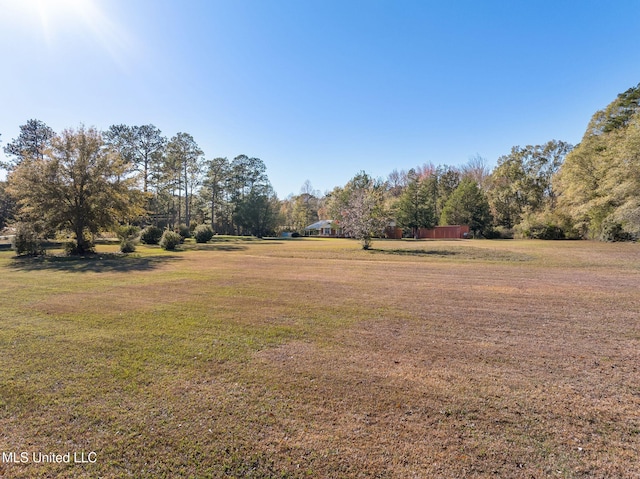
[1,238,639,477]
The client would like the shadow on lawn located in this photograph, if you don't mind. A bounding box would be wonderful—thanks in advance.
[185,240,284,251]
[8,253,181,273]
[186,243,249,252]
[373,248,459,257]
[371,247,534,262]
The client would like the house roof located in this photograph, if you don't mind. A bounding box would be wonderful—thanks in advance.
[305,220,335,230]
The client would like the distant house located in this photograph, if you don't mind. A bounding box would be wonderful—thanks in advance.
[304,220,341,237]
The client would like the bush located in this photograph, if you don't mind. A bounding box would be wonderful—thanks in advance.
[176,224,191,240]
[159,230,182,250]
[194,224,214,243]
[116,225,140,241]
[600,219,635,242]
[12,222,44,256]
[527,223,566,240]
[116,225,140,253]
[64,239,96,256]
[484,226,514,239]
[140,226,163,245]
[515,212,578,240]
[120,240,137,253]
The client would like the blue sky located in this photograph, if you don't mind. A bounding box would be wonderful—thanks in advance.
[1,0,639,198]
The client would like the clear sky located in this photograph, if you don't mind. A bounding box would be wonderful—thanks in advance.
[1,0,639,198]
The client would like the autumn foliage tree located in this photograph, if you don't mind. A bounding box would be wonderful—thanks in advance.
[332,172,388,249]
[556,83,640,240]
[487,140,572,230]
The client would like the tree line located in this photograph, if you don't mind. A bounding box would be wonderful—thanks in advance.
[1,82,639,253]
[284,82,640,246]
[0,122,280,253]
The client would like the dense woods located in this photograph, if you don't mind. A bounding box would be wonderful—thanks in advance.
[1,82,639,252]
[557,85,640,240]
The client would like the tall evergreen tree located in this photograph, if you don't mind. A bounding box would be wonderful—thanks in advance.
[166,133,203,227]
[202,157,230,231]
[235,183,280,237]
[2,119,55,170]
[103,124,166,193]
[441,178,492,237]
[394,170,436,237]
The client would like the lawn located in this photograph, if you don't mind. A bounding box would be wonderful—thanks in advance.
[0,238,639,478]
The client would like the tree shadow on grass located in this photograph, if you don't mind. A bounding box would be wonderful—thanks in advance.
[372,248,459,257]
[371,247,533,262]
[185,240,284,251]
[186,244,249,252]
[8,253,182,273]
[209,238,284,246]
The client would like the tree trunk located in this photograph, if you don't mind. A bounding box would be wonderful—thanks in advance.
[74,220,90,255]
[184,162,190,227]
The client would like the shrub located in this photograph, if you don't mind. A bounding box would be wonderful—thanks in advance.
[120,240,137,253]
[194,224,214,243]
[116,225,140,253]
[484,226,514,239]
[64,237,96,255]
[140,226,163,245]
[176,224,191,240]
[525,223,566,240]
[515,212,578,240]
[12,222,44,256]
[600,219,635,242]
[159,230,182,250]
[116,225,140,241]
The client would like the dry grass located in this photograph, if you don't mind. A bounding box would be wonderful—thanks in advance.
[0,238,639,478]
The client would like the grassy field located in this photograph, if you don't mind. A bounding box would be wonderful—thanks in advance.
[0,237,639,478]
